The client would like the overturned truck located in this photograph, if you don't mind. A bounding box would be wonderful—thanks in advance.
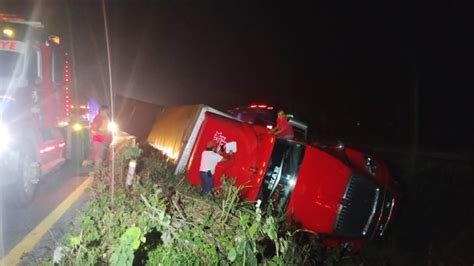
[147,104,399,252]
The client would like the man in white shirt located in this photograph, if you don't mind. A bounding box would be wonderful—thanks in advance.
[199,141,231,195]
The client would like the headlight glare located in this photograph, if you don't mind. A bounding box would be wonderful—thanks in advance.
[107,121,118,133]
[72,123,83,132]
[0,122,12,151]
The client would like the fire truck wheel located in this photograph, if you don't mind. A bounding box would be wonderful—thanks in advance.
[13,142,40,207]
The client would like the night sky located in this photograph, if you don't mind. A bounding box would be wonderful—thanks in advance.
[2,0,472,154]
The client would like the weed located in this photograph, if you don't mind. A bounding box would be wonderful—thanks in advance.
[45,144,344,265]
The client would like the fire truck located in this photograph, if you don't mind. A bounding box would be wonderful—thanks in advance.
[0,13,76,205]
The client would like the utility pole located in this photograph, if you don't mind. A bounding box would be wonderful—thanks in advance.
[410,64,419,176]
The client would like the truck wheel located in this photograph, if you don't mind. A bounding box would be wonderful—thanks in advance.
[13,142,40,206]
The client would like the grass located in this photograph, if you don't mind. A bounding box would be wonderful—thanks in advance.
[41,143,355,266]
[35,142,474,265]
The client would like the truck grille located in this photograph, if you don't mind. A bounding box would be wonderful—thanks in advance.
[333,172,390,239]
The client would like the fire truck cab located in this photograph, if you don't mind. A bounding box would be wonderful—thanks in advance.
[0,13,72,205]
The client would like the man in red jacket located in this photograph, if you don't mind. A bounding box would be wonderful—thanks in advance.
[90,105,113,166]
[271,110,294,140]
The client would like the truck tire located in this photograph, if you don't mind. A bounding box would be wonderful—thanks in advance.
[12,141,40,207]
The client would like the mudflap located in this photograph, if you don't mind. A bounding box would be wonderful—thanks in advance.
[64,126,91,164]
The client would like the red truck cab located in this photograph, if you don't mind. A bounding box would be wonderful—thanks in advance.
[186,112,399,251]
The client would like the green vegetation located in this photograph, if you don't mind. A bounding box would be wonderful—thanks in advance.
[43,144,356,265]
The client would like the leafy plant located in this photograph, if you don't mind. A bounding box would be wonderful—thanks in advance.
[110,226,144,266]
[44,143,346,265]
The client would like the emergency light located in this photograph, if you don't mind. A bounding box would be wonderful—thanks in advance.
[2,28,14,38]
[48,35,60,44]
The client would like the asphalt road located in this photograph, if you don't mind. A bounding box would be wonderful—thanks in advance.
[0,161,90,262]
[0,132,135,264]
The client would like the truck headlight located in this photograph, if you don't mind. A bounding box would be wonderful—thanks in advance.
[0,122,12,152]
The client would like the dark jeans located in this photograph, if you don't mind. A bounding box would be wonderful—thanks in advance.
[199,171,213,195]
